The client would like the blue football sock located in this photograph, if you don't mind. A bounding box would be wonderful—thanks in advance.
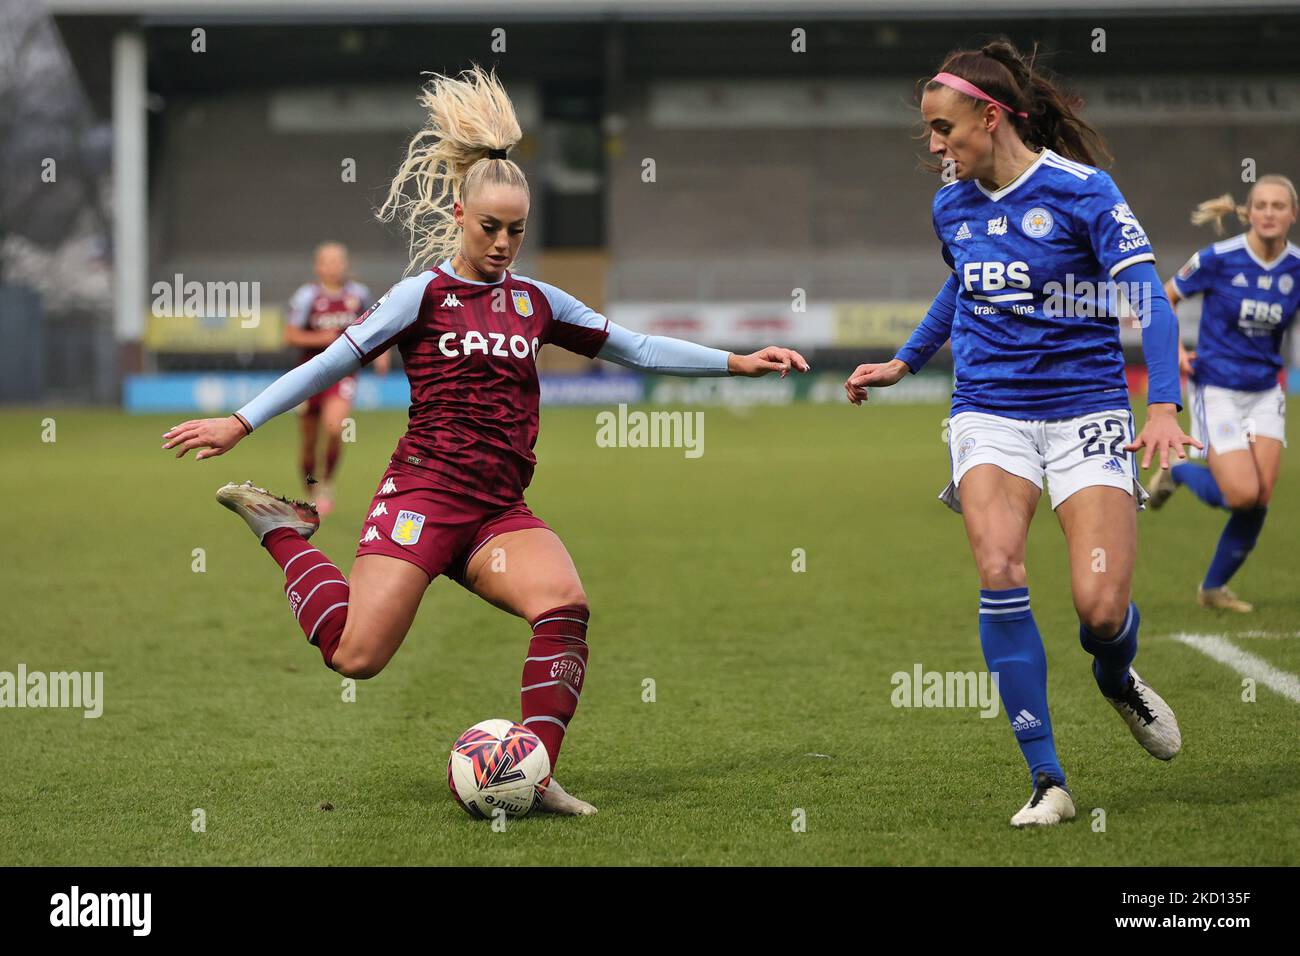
[1079,602,1139,699]
[1171,462,1225,509]
[1204,507,1267,589]
[978,588,1064,785]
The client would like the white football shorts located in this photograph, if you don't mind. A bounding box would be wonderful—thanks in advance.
[939,408,1147,513]
[1188,381,1286,457]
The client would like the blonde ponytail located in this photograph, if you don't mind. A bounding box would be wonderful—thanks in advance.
[1190,193,1245,235]
[1191,175,1298,235]
[378,65,529,274]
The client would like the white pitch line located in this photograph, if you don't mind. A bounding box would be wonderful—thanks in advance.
[1172,633,1300,703]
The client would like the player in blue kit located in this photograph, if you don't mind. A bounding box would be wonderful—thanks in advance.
[845,40,1198,826]
[1147,176,1299,612]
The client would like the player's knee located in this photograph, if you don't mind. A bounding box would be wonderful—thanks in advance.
[1216,476,1258,512]
[557,587,589,615]
[1077,596,1129,639]
[330,640,388,680]
[1223,486,1260,510]
[974,551,1026,590]
[537,586,588,620]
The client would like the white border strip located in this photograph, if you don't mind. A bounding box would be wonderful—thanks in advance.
[1172,633,1300,703]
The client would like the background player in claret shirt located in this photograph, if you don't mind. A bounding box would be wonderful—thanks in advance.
[160,67,807,815]
[843,40,1198,827]
[284,242,384,515]
[1147,175,1300,612]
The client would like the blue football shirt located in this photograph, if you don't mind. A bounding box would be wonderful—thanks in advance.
[1172,234,1300,392]
[933,148,1158,420]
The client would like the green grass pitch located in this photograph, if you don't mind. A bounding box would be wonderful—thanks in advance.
[1,401,1297,865]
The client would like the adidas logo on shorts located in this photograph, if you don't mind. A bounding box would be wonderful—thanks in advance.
[1102,457,1126,475]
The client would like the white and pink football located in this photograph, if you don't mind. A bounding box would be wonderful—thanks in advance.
[447,719,551,819]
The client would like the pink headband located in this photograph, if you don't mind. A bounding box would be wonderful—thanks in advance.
[931,71,1028,119]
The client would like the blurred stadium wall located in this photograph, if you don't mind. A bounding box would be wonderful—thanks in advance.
[4,1,1299,407]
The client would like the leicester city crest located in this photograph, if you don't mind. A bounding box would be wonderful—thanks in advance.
[1021,207,1054,239]
[511,289,533,317]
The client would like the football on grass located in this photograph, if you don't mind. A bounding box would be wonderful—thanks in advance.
[447,719,551,819]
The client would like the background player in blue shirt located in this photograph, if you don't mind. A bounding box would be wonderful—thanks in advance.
[844,39,1198,827]
[1148,176,1299,612]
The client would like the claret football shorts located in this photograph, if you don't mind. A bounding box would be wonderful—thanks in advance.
[354,458,550,583]
[939,408,1148,513]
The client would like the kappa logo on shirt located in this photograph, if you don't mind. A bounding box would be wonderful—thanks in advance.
[369,502,388,519]
[392,510,426,546]
[441,294,462,308]
[379,477,397,495]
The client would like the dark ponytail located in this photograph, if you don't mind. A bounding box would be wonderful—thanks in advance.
[923,38,1112,168]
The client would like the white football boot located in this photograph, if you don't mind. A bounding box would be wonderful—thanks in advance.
[1146,466,1179,510]
[1011,772,1076,828]
[216,481,320,542]
[1106,668,1182,760]
[537,778,597,816]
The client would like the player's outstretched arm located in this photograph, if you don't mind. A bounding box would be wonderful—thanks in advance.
[844,358,910,405]
[161,414,248,460]
[727,346,810,378]
[163,274,427,461]
[162,334,362,460]
[845,274,956,405]
[539,280,808,380]
[595,320,808,379]
[1118,260,1202,469]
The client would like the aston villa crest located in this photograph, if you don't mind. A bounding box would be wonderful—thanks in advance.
[511,289,533,317]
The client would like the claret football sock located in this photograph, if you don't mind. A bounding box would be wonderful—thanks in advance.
[1171,463,1225,509]
[1203,507,1267,590]
[978,588,1065,785]
[520,605,589,771]
[1079,602,1139,700]
[263,527,349,667]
